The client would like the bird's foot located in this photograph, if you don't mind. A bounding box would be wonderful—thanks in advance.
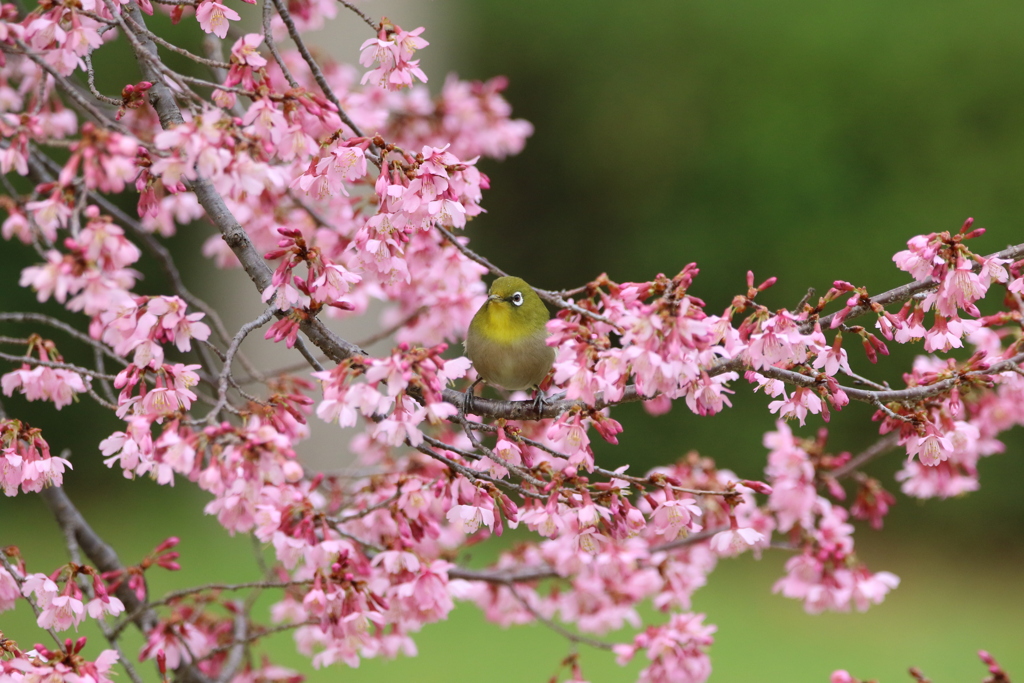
[530,388,548,417]
[462,378,483,417]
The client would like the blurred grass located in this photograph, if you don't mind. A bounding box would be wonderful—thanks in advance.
[4,483,1022,682]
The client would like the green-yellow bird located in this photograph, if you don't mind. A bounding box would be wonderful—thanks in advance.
[464,276,555,410]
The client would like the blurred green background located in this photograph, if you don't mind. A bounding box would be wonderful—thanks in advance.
[3,0,1024,680]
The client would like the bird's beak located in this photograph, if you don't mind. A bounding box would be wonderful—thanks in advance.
[487,294,502,303]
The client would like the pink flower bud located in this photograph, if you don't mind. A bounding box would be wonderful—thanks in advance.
[739,479,773,495]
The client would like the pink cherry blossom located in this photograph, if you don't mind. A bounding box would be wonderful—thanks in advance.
[359,24,428,91]
[708,527,764,556]
[649,498,702,542]
[2,364,87,409]
[446,504,495,534]
[615,613,716,683]
[37,593,87,631]
[0,566,19,612]
[195,0,240,39]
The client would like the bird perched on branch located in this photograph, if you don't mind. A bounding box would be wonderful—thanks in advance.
[464,276,555,413]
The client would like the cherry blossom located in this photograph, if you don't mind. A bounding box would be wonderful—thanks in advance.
[360,23,428,90]
[195,0,240,39]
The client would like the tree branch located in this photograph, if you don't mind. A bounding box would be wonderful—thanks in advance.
[269,0,369,143]
[812,241,1024,331]
[38,486,215,683]
[38,487,158,633]
[831,433,901,480]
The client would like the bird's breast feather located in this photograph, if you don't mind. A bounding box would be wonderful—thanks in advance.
[472,302,536,344]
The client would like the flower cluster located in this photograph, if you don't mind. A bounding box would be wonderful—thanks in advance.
[547,268,716,410]
[614,613,716,683]
[97,296,211,369]
[885,219,1008,352]
[0,418,69,495]
[262,226,362,314]
[18,207,141,317]
[0,638,120,683]
[2,336,87,409]
[22,567,125,631]
[772,498,900,614]
[359,22,428,91]
[315,344,469,446]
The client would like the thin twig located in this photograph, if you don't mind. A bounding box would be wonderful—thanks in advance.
[335,0,377,30]
[447,524,732,587]
[650,524,730,553]
[293,337,325,372]
[202,620,316,657]
[811,241,1024,332]
[792,287,816,313]
[9,40,126,133]
[415,439,544,500]
[872,399,917,424]
[0,351,115,380]
[93,343,118,404]
[269,0,368,142]
[124,14,232,69]
[83,54,122,105]
[506,583,613,651]
[0,312,126,366]
[263,0,299,89]
[209,308,276,422]
[112,580,310,638]
[841,369,889,390]
[831,433,901,480]
[330,493,399,523]
[435,224,621,329]
[443,417,549,487]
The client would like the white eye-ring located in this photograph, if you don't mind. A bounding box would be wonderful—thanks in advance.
[511,292,524,307]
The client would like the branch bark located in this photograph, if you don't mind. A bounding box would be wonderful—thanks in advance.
[38,486,213,683]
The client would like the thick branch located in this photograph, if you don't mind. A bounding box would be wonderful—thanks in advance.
[38,487,214,683]
[109,0,366,364]
[38,487,158,632]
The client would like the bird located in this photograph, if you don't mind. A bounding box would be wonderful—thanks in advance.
[464,276,555,413]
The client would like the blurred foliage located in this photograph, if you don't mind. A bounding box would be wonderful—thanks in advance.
[457,0,1024,542]
[3,0,1024,679]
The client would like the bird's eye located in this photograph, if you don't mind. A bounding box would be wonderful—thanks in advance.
[511,292,524,307]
